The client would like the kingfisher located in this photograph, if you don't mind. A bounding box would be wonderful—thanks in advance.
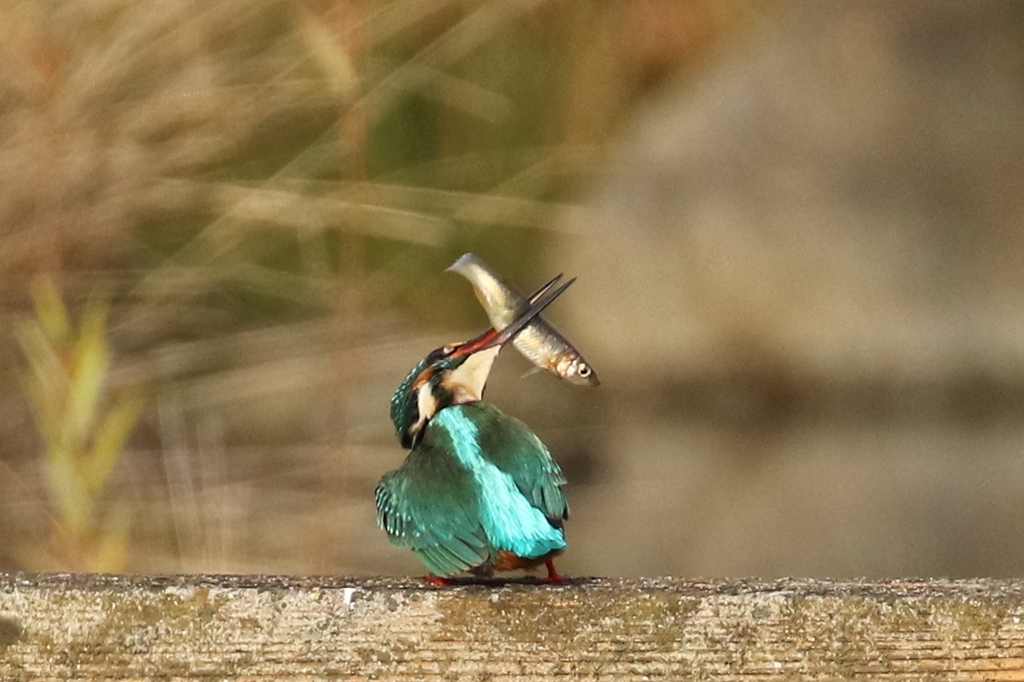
[375,279,573,583]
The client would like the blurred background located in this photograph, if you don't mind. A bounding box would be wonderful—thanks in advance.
[2,0,1023,579]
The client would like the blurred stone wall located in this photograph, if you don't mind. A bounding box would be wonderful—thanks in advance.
[553,0,1024,577]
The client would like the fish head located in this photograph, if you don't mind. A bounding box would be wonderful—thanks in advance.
[554,354,600,387]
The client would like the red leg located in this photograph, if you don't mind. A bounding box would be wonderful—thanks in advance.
[424,574,454,586]
[543,558,566,583]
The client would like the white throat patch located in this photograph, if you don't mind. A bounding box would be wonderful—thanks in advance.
[408,345,501,443]
[445,346,500,403]
[413,382,438,436]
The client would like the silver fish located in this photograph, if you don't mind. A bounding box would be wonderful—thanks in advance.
[447,253,599,387]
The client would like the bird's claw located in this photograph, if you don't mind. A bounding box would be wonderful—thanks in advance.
[543,558,567,584]
[424,574,454,586]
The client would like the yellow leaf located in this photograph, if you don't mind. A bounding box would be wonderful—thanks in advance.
[68,298,110,445]
[29,278,72,346]
[45,456,92,539]
[88,505,132,573]
[86,395,144,494]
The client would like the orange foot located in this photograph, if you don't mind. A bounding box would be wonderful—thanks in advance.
[543,558,567,583]
[424,574,454,586]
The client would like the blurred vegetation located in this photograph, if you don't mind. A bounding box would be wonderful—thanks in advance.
[0,0,766,573]
[17,279,142,571]
[1,0,1018,581]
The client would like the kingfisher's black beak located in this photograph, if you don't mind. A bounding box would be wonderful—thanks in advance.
[448,276,575,359]
[526,273,563,304]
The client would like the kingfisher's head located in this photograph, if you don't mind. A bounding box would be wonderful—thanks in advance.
[389,275,573,449]
[389,337,503,449]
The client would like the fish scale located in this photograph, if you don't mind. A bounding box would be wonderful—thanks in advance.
[447,253,600,387]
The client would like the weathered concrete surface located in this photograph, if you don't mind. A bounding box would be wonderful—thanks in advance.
[1,573,1024,680]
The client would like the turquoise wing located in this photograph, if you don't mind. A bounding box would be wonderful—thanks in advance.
[375,444,493,577]
[465,403,569,525]
[422,405,566,560]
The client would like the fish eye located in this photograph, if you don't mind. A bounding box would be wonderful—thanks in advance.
[578,364,591,377]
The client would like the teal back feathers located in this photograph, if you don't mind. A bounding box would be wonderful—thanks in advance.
[470,404,569,525]
[375,402,567,577]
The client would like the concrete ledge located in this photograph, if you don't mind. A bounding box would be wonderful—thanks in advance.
[2,573,1024,680]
